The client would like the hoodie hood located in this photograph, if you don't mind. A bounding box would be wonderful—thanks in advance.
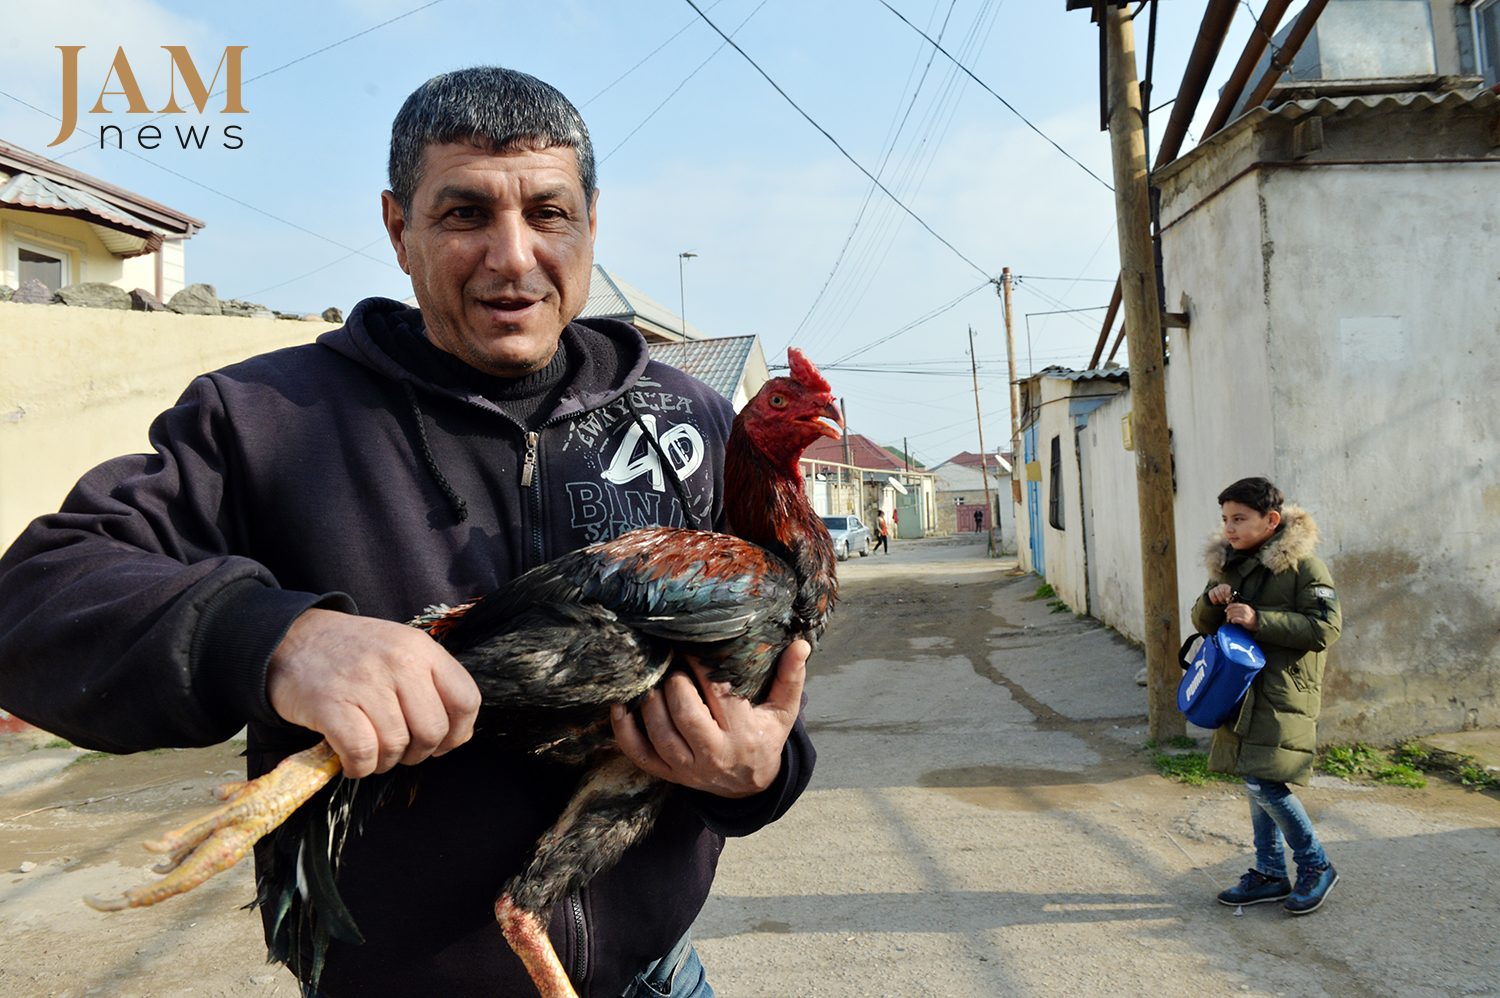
[316,296,651,421]
[1203,503,1320,579]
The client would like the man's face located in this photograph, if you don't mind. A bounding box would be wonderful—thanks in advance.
[382,141,598,377]
[1221,500,1280,552]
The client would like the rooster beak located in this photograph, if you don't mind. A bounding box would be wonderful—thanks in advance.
[818,400,844,439]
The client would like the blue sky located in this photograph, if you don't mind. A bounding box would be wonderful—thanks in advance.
[0,0,1306,466]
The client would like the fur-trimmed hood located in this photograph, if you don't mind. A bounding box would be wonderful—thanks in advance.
[1203,503,1320,579]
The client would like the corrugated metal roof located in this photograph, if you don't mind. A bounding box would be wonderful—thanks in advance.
[0,136,203,234]
[647,336,756,401]
[0,171,168,257]
[580,265,706,342]
[1157,87,1500,183]
[0,171,164,233]
[1034,364,1130,384]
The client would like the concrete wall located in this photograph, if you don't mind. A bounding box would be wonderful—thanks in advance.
[1077,388,1144,644]
[1157,97,1500,743]
[0,302,336,548]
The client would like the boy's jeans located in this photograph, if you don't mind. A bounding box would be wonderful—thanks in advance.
[1245,777,1329,878]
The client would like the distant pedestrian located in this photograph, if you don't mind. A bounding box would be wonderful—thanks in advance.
[1194,477,1342,915]
[873,510,889,554]
[973,508,983,532]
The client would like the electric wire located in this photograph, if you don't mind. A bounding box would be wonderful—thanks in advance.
[794,0,1005,360]
[877,0,1113,190]
[788,0,961,347]
[598,1,769,166]
[681,0,992,282]
[581,0,729,107]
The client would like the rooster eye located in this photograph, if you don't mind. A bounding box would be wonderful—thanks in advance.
[769,394,788,409]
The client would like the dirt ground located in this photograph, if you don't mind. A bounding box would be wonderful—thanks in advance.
[0,535,1496,997]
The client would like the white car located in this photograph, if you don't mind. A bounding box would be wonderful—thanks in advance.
[820,515,872,561]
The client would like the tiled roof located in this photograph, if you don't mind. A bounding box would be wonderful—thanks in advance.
[0,171,166,257]
[941,449,1014,470]
[802,432,903,470]
[0,136,203,234]
[580,265,705,342]
[648,336,758,403]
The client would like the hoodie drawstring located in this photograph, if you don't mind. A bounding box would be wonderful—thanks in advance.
[401,381,469,524]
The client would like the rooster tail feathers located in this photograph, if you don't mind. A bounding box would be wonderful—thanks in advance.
[257,774,393,987]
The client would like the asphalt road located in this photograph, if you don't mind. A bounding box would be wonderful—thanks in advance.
[1,533,1497,998]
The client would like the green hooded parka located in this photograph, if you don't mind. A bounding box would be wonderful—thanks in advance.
[1190,504,1341,785]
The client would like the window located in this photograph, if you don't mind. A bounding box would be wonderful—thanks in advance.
[18,248,64,292]
[1047,435,1065,530]
[1478,0,1500,87]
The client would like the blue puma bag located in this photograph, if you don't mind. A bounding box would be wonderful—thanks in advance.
[1177,623,1266,728]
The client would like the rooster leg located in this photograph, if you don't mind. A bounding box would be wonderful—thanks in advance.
[495,751,671,998]
[85,741,342,912]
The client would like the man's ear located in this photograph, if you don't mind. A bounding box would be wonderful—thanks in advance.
[1267,509,1282,530]
[381,190,411,275]
[588,187,600,243]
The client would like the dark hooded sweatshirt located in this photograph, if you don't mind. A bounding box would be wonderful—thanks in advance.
[0,298,814,998]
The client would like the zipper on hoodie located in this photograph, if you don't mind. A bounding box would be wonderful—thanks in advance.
[521,431,539,487]
[568,892,588,984]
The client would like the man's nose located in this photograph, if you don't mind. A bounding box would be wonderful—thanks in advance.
[483,213,536,280]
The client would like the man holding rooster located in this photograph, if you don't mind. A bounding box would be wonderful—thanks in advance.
[0,67,814,998]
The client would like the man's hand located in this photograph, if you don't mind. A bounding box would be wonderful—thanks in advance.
[267,608,482,779]
[1224,602,1260,632]
[1207,584,1234,605]
[609,640,809,798]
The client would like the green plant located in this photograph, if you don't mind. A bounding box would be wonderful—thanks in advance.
[1456,764,1500,791]
[1151,751,1238,786]
[1317,743,1381,780]
[1047,599,1070,614]
[1034,583,1056,600]
[1371,763,1427,788]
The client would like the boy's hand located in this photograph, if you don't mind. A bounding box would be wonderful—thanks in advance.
[1224,602,1260,631]
[1208,584,1234,605]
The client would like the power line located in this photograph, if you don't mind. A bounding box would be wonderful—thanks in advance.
[598,0,769,165]
[877,0,1113,191]
[682,0,992,282]
[825,279,993,366]
[581,0,729,107]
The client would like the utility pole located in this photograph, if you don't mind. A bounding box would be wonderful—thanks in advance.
[677,252,697,339]
[1105,4,1183,739]
[1001,268,1020,508]
[840,398,852,513]
[967,326,997,558]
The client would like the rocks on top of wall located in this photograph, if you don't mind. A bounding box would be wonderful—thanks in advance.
[9,279,54,305]
[129,288,169,311]
[0,286,13,302]
[221,299,275,320]
[321,307,343,324]
[167,283,221,316]
[54,283,131,310]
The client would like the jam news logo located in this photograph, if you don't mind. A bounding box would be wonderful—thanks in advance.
[49,45,248,150]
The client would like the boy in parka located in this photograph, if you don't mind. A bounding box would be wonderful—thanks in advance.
[1191,477,1342,914]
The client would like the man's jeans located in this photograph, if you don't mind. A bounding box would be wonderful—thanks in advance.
[298,933,714,998]
[620,933,714,998]
[1245,777,1328,878]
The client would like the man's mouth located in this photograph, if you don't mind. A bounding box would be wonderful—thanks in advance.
[483,298,537,313]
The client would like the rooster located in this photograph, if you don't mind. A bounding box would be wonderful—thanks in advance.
[86,348,841,998]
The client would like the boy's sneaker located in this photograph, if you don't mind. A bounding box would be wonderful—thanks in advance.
[1217,868,1292,906]
[1285,863,1338,914]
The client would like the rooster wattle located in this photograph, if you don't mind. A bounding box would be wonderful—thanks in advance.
[85,348,842,998]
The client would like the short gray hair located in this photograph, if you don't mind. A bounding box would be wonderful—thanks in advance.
[388,66,595,216]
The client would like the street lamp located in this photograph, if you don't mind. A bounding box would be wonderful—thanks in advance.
[678,252,697,339]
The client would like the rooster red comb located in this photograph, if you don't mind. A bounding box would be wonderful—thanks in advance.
[787,348,831,393]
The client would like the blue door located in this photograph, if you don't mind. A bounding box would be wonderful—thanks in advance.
[1024,424,1044,574]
